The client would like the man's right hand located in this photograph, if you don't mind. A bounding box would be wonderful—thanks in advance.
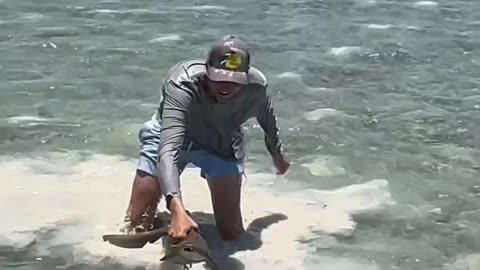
[168,197,199,240]
[273,152,291,175]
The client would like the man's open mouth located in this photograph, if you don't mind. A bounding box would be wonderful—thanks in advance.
[219,91,231,96]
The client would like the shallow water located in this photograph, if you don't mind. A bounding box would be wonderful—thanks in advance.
[1,0,480,269]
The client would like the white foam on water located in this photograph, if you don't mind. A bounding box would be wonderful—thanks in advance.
[91,9,119,14]
[354,0,376,5]
[148,34,183,43]
[176,5,228,11]
[300,179,394,216]
[328,46,363,57]
[0,153,394,269]
[5,115,53,124]
[367,24,392,30]
[304,108,347,121]
[126,9,156,14]
[277,72,302,79]
[414,1,438,7]
[406,25,421,30]
[2,115,81,128]
[301,155,348,177]
[21,13,46,22]
[305,86,333,92]
[88,8,155,15]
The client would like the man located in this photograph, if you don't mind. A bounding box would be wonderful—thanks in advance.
[122,35,290,241]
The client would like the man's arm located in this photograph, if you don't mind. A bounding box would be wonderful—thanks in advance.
[156,79,194,210]
[255,90,283,161]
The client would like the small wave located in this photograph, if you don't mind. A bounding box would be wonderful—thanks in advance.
[140,102,159,108]
[304,108,345,121]
[277,72,302,79]
[3,70,47,82]
[21,13,46,22]
[406,25,421,30]
[328,46,363,57]
[124,8,154,14]
[299,179,394,216]
[301,155,347,177]
[306,87,333,92]
[86,8,154,15]
[148,34,182,43]
[91,9,118,14]
[6,116,52,124]
[367,24,392,29]
[34,26,82,38]
[3,116,81,129]
[414,1,438,7]
[102,47,144,54]
[176,5,228,11]
[355,0,377,4]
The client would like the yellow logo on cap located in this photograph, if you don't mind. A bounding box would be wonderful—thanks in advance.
[220,53,242,70]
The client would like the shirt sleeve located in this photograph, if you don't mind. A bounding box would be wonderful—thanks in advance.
[156,79,194,201]
[255,88,283,160]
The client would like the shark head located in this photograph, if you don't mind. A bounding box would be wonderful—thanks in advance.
[160,230,218,270]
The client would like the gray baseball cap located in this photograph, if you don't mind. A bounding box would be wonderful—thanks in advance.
[206,35,250,85]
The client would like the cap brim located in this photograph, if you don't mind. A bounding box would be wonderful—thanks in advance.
[207,66,248,85]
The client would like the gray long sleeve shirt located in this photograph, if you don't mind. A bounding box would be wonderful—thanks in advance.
[155,59,283,199]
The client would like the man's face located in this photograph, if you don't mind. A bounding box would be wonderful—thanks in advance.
[205,78,242,103]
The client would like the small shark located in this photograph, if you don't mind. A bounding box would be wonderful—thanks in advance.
[160,229,218,270]
[102,218,218,270]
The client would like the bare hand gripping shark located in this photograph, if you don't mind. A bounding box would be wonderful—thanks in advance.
[102,219,217,270]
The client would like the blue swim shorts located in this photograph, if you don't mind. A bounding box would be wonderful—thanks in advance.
[136,116,244,180]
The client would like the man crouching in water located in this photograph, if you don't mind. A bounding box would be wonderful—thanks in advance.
[122,35,290,241]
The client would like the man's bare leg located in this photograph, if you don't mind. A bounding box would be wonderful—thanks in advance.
[124,170,162,232]
[207,174,245,240]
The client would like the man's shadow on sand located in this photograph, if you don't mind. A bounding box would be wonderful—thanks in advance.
[156,211,288,270]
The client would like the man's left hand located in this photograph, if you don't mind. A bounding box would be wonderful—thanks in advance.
[273,153,290,175]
